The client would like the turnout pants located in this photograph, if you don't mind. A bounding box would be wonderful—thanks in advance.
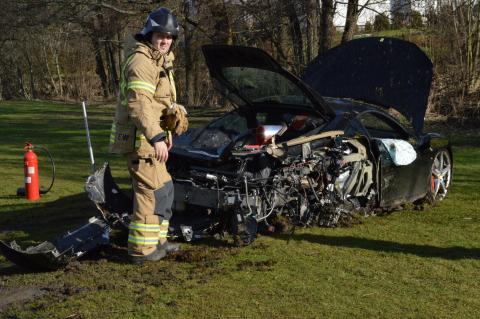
[126,154,174,256]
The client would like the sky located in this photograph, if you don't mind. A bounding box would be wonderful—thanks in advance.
[333,0,433,26]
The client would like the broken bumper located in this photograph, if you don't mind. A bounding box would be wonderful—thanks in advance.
[0,217,110,271]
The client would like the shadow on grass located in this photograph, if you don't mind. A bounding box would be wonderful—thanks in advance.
[0,193,101,243]
[0,264,37,276]
[280,233,480,260]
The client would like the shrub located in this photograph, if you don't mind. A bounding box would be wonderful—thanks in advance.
[410,10,423,28]
[374,14,390,31]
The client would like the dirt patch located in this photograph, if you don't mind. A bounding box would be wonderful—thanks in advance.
[41,282,92,300]
[267,216,295,233]
[170,246,239,265]
[63,261,88,273]
[237,259,277,271]
[337,213,365,227]
[251,242,270,250]
[168,246,239,284]
[0,286,46,311]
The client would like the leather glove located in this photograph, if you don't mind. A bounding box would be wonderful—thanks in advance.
[164,103,189,136]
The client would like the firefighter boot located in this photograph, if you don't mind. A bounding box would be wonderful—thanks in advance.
[158,241,180,253]
[158,220,180,253]
[129,248,166,264]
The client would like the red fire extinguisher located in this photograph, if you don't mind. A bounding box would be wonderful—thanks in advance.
[23,143,40,201]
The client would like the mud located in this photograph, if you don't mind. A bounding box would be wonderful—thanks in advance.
[337,213,365,227]
[236,259,277,271]
[251,242,270,250]
[0,237,259,314]
[0,286,46,311]
[267,216,295,233]
[170,245,239,265]
[41,282,92,299]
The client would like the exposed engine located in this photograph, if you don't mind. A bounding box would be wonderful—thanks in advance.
[170,131,376,245]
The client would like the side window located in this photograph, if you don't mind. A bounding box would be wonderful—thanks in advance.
[358,112,408,140]
[344,118,368,138]
[209,111,248,134]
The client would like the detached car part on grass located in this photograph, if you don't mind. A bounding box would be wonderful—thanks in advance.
[0,217,109,271]
[0,37,453,270]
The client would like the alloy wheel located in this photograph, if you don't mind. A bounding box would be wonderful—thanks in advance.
[431,150,451,201]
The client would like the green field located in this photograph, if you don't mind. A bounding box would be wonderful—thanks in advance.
[0,101,479,318]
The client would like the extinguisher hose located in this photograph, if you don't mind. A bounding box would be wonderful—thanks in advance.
[36,145,56,195]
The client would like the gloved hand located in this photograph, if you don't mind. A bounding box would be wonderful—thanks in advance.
[164,103,189,136]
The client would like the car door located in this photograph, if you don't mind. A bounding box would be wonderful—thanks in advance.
[355,111,421,207]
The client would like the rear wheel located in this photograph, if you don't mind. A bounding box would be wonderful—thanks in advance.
[426,149,452,204]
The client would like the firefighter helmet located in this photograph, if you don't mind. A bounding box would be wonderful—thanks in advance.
[137,8,179,40]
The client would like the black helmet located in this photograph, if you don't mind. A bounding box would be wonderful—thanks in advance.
[138,7,179,40]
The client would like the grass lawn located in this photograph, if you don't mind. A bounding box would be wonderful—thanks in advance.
[0,101,479,318]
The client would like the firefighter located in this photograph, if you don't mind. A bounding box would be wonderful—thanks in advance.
[109,7,188,264]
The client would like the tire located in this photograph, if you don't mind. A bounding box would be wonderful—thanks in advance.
[425,149,452,204]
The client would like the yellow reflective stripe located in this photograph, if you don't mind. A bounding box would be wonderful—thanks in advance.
[127,81,156,94]
[128,235,159,245]
[119,54,135,107]
[127,85,156,94]
[129,222,161,232]
[134,131,145,149]
[128,80,156,89]
[161,220,169,226]
[158,231,168,237]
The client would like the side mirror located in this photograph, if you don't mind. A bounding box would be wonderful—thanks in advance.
[418,134,433,148]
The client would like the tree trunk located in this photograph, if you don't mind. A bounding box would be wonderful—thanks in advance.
[319,0,335,55]
[106,40,119,95]
[284,1,304,71]
[208,0,233,44]
[17,65,27,99]
[341,0,359,43]
[25,52,36,99]
[117,31,124,67]
[0,73,3,100]
[54,50,63,98]
[43,44,58,95]
[92,36,109,98]
[183,0,196,106]
[304,0,319,62]
[271,0,292,69]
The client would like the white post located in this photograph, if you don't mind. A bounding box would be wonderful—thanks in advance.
[81,101,96,173]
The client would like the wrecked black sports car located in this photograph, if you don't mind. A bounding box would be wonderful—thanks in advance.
[0,37,452,269]
[166,37,452,244]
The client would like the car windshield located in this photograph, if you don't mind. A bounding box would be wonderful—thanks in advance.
[222,67,313,107]
[190,112,248,156]
[190,109,325,157]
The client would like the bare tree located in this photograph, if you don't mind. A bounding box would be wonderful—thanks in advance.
[319,0,335,54]
[284,1,304,71]
[304,0,319,61]
[208,0,233,44]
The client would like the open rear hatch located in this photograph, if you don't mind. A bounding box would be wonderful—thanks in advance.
[302,37,433,133]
